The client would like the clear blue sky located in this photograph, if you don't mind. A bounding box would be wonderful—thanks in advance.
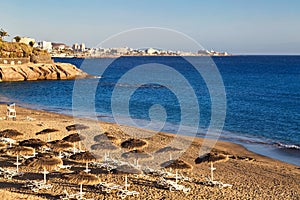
[1,0,300,54]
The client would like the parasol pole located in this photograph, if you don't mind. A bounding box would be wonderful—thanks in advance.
[78,141,81,151]
[210,161,216,181]
[73,143,76,154]
[85,162,90,173]
[80,183,83,199]
[16,154,19,173]
[43,167,47,184]
[33,148,36,157]
[125,175,128,190]
[104,152,107,162]
[58,151,62,158]
[169,153,172,161]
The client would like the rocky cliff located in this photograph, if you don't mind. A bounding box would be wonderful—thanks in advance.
[0,62,92,82]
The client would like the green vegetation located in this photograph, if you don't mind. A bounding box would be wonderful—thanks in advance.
[29,41,35,47]
[14,36,21,42]
[0,40,49,59]
[0,28,9,41]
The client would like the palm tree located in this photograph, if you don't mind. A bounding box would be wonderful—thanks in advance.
[29,41,35,47]
[14,36,21,42]
[0,29,9,40]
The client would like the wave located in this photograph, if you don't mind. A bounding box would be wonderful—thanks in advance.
[98,82,167,89]
[275,142,300,150]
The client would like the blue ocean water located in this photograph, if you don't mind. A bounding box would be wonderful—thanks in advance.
[0,56,299,165]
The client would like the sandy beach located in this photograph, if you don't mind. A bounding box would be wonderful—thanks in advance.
[0,104,299,200]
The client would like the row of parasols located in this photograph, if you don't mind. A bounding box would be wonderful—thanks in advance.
[0,127,231,198]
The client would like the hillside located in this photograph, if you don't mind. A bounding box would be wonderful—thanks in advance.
[0,40,52,63]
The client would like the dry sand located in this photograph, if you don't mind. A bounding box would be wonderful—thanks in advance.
[0,104,299,200]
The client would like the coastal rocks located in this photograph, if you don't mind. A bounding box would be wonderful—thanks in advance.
[0,62,92,82]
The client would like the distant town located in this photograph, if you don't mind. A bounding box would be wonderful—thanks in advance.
[14,36,231,58]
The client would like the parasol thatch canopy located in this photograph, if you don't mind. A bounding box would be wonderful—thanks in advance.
[94,134,121,144]
[121,138,147,150]
[0,142,7,148]
[195,153,230,182]
[0,129,23,139]
[122,149,152,160]
[36,128,59,135]
[161,159,193,171]
[6,146,34,173]
[66,171,100,185]
[6,146,34,156]
[156,146,182,153]
[28,154,63,171]
[62,133,85,143]
[112,164,142,175]
[195,153,229,164]
[91,141,119,151]
[19,138,48,149]
[49,140,73,152]
[70,151,96,163]
[66,124,89,131]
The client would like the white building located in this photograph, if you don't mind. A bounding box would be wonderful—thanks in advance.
[72,43,79,51]
[73,43,86,52]
[38,41,52,52]
[80,43,85,52]
[146,48,159,55]
[14,37,38,47]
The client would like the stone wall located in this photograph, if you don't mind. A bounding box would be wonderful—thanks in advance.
[0,58,30,65]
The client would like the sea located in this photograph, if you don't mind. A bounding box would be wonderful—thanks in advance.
[0,56,299,166]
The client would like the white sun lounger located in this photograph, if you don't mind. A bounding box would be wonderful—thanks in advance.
[0,168,24,179]
[203,177,233,188]
[25,180,52,192]
[117,189,139,199]
[95,182,123,193]
[156,178,190,193]
[60,190,93,200]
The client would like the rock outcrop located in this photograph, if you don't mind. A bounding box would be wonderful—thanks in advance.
[0,62,92,82]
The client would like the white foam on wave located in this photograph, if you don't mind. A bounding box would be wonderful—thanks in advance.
[276,142,300,150]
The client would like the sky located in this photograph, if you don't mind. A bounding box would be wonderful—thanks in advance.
[1,0,300,54]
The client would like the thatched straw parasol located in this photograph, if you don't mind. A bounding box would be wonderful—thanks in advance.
[62,133,85,154]
[91,141,119,161]
[195,153,229,181]
[94,134,121,144]
[49,140,73,158]
[19,138,48,156]
[112,164,142,175]
[6,146,34,172]
[112,165,141,190]
[156,146,182,160]
[28,154,63,184]
[36,128,59,142]
[66,124,89,131]
[70,151,96,173]
[0,142,7,149]
[122,149,153,166]
[66,171,100,199]
[121,138,148,150]
[0,129,24,147]
[161,159,193,183]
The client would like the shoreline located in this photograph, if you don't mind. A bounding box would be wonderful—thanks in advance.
[0,93,298,167]
[6,95,300,166]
